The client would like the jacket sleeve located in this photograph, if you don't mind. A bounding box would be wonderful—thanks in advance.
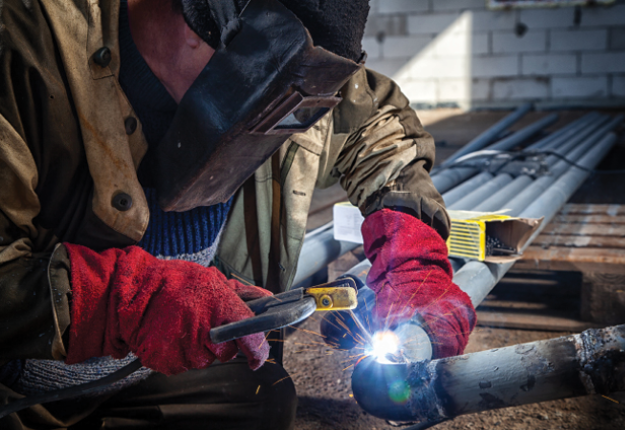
[0,0,73,362]
[317,67,451,239]
[0,156,71,363]
[0,118,72,363]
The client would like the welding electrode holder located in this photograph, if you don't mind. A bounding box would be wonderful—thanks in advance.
[209,278,358,344]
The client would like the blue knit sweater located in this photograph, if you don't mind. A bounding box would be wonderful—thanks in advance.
[118,0,232,266]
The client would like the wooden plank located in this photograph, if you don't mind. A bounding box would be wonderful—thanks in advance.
[541,223,625,237]
[581,272,625,325]
[560,203,625,216]
[516,246,625,275]
[476,310,603,331]
[552,214,625,225]
[532,234,625,249]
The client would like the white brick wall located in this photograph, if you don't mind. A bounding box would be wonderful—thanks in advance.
[552,76,609,98]
[362,0,625,107]
[471,10,516,31]
[580,5,625,27]
[582,52,625,74]
[408,13,459,35]
[433,0,486,12]
[612,75,625,97]
[522,54,577,75]
[379,0,430,14]
[519,8,576,29]
[492,31,547,53]
[472,56,519,78]
[493,78,550,100]
[472,32,490,55]
[383,35,432,59]
[472,79,491,100]
[611,28,625,50]
[550,29,608,52]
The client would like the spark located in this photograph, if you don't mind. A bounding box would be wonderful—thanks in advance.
[290,326,327,338]
[293,341,328,347]
[255,385,261,395]
[258,331,270,349]
[272,372,302,386]
[342,363,354,371]
[602,395,620,404]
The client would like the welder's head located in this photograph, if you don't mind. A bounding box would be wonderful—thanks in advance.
[149,0,369,212]
[178,0,370,62]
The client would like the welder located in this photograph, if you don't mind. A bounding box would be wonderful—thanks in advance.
[0,0,476,429]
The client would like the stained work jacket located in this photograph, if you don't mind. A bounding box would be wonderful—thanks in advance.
[0,0,449,365]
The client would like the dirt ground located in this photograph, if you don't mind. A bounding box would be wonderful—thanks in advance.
[282,318,625,430]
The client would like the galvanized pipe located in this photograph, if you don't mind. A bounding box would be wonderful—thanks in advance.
[352,324,625,423]
[436,103,533,170]
[291,222,359,287]
[472,114,612,213]
[442,172,493,207]
[433,113,559,194]
[525,112,598,151]
[501,115,622,216]
[432,167,480,195]
[441,113,599,208]
[486,113,559,152]
[447,173,514,210]
[471,175,533,212]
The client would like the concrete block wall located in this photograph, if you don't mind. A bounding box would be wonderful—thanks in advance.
[363,0,625,108]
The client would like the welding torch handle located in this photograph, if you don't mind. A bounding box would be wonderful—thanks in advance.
[209,293,317,344]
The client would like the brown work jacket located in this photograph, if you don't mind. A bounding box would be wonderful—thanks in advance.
[0,0,449,365]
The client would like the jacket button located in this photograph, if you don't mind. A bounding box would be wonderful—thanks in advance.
[125,117,138,135]
[93,47,111,67]
[112,193,133,212]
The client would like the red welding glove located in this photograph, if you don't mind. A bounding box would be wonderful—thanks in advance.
[362,209,477,359]
[64,244,272,375]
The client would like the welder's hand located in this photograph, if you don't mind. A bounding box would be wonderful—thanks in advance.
[63,244,271,375]
[362,209,477,358]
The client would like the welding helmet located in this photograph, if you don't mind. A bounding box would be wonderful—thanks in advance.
[148,0,365,211]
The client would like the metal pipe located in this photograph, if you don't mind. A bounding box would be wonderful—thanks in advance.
[291,222,359,287]
[436,103,533,169]
[486,113,559,152]
[441,113,599,209]
[501,115,622,216]
[352,324,625,423]
[525,112,598,151]
[447,173,513,211]
[472,114,612,213]
[432,113,557,194]
[432,167,479,195]
[442,172,493,207]
[471,175,533,212]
